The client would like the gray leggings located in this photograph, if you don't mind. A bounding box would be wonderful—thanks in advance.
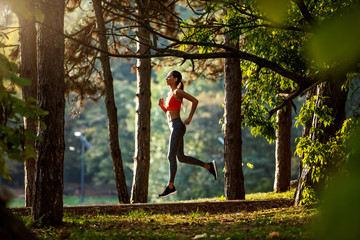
[167,118,205,182]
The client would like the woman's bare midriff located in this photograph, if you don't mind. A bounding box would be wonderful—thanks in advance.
[167,110,181,122]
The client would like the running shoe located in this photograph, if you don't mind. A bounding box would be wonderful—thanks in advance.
[159,186,177,198]
[208,160,218,180]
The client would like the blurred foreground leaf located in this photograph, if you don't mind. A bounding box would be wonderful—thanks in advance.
[309,5,360,67]
[315,124,360,240]
[257,0,290,23]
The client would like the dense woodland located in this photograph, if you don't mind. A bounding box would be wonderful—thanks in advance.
[0,0,359,232]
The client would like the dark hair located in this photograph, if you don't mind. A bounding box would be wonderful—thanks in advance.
[171,70,184,90]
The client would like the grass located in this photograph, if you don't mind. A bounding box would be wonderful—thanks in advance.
[12,190,319,239]
[9,190,295,207]
[8,196,120,208]
[158,189,296,204]
[245,190,295,200]
[19,205,317,239]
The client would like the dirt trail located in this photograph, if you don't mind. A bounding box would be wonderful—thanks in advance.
[10,198,293,216]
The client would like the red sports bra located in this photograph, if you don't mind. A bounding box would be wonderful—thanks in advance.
[165,91,182,111]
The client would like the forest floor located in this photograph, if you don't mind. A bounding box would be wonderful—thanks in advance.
[10,191,320,239]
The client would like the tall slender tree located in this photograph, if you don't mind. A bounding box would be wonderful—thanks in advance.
[223,31,245,200]
[131,0,152,203]
[18,6,38,207]
[32,0,65,225]
[274,102,292,192]
[92,0,130,203]
[294,88,315,204]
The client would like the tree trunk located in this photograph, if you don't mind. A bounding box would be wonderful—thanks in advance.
[294,76,348,205]
[19,16,37,207]
[92,0,130,203]
[32,0,65,226]
[274,102,292,192]
[224,35,245,200]
[294,88,316,204]
[131,0,151,203]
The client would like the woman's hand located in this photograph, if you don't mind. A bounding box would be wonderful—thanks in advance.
[158,98,164,107]
[183,117,192,125]
[158,98,167,113]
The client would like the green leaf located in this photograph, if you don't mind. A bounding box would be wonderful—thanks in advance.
[257,0,291,23]
[247,163,254,169]
[7,72,32,87]
[0,155,12,180]
[0,54,10,78]
[9,62,18,72]
[309,5,360,66]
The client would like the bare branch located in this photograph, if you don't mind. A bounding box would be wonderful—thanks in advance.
[186,0,206,16]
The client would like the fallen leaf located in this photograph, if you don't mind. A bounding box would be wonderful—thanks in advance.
[193,233,208,239]
[268,231,279,238]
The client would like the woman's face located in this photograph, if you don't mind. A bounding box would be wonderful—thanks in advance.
[166,72,177,86]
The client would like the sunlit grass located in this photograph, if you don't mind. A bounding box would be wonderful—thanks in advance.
[8,196,119,208]
[63,196,119,206]
[170,189,295,203]
[8,198,26,208]
[245,189,295,200]
[8,190,295,207]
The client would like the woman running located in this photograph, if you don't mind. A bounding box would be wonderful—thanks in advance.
[158,70,218,198]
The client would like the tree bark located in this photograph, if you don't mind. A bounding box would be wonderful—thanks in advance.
[92,0,130,203]
[294,76,348,205]
[131,0,151,203]
[32,0,65,226]
[294,88,316,204]
[19,16,37,207]
[274,102,292,192]
[223,35,245,200]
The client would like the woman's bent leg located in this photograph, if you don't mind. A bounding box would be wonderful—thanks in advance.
[176,130,205,167]
[167,120,186,182]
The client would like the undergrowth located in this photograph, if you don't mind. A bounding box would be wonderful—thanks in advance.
[14,190,318,239]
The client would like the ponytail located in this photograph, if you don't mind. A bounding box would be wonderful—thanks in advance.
[171,70,184,90]
[177,81,184,90]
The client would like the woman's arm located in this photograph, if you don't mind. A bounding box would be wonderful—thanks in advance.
[158,98,167,113]
[174,89,198,125]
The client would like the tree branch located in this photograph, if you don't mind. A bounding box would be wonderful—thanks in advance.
[268,85,305,118]
[293,0,316,25]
